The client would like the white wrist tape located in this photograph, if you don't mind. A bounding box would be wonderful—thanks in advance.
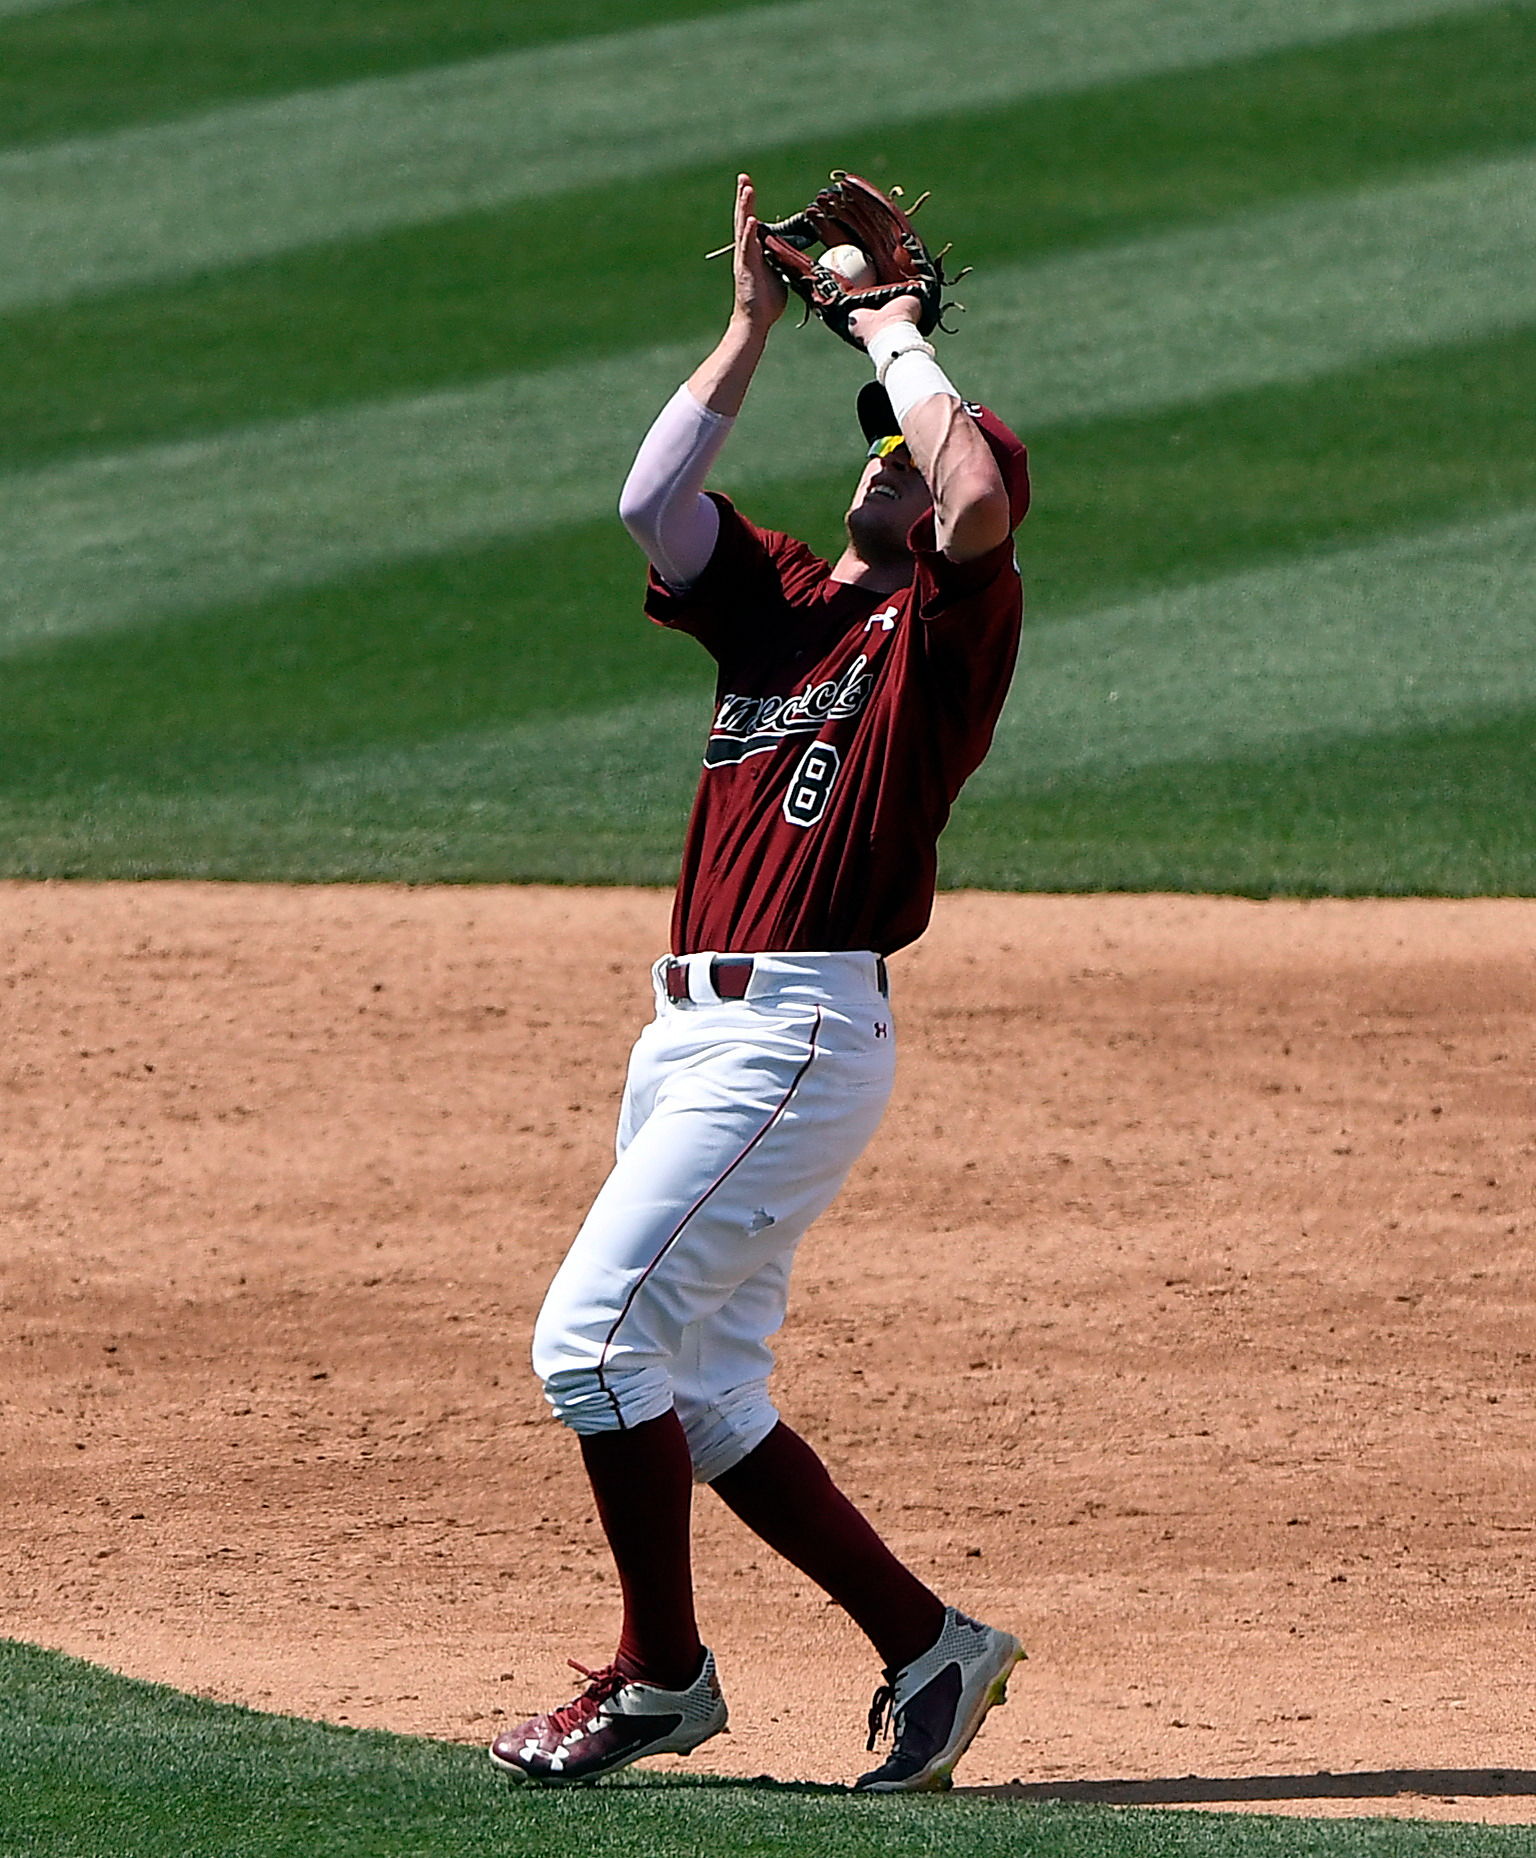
[879,343,960,424]
[865,320,935,379]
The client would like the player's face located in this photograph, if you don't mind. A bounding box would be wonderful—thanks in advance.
[844,441,932,561]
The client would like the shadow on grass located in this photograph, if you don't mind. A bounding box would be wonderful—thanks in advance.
[558,1766,1536,1807]
[966,1770,1536,1807]
[574,1771,852,1797]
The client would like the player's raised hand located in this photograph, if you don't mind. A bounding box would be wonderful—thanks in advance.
[732,173,787,333]
[847,294,923,349]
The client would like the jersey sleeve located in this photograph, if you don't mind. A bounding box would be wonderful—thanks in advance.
[912,535,1018,621]
[909,535,1025,787]
[644,493,831,662]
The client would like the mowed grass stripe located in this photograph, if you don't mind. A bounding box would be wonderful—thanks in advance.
[289,506,1536,813]
[0,341,702,655]
[0,0,1504,314]
[0,521,700,781]
[0,1,763,151]
[11,698,1536,889]
[32,498,1533,825]
[9,326,1528,803]
[9,3,1536,473]
[5,145,1535,654]
[974,506,1536,794]
[959,146,1536,429]
[254,505,1536,890]
[0,667,709,888]
[647,322,1536,612]
[13,504,1530,886]
[941,703,1536,897]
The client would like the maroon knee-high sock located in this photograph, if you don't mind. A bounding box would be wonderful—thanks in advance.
[579,1412,703,1692]
[710,1422,945,1672]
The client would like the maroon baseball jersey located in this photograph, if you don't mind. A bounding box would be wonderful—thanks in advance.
[647,491,1023,957]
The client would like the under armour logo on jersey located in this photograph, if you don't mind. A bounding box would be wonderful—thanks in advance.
[873,1021,889,1039]
[864,606,898,633]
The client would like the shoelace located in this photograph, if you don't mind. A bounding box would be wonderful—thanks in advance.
[865,1681,897,1752]
[543,1660,625,1738]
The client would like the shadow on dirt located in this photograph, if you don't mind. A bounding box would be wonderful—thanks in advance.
[965,1769,1536,1806]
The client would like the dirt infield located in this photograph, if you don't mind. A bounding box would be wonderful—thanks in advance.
[2,883,1532,1822]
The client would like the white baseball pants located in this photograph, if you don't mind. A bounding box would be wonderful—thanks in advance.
[533,951,896,1484]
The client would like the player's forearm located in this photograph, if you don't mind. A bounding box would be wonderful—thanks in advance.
[901,392,1011,561]
[686,312,771,419]
[866,323,1010,562]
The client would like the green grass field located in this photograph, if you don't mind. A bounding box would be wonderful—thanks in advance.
[2,0,1534,889]
[4,1640,1533,1858]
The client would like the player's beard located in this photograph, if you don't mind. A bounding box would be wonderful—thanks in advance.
[845,500,917,573]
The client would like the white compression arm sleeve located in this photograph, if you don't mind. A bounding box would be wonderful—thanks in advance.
[618,384,731,589]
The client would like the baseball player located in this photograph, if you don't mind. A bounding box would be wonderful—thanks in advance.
[491,171,1029,1791]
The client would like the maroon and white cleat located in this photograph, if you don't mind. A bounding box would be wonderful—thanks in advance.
[489,1650,728,1784]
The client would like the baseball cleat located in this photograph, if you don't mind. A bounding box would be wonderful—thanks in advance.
[488,1649,727,1784]
[854,1607,1024,1793]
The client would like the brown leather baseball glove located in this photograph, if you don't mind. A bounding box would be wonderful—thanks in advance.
[757,171,961,350]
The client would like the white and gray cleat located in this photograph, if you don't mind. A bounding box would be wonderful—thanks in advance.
[855,1607,1024,1792]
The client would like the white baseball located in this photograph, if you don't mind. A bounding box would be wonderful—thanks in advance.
[821,243,876,289]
